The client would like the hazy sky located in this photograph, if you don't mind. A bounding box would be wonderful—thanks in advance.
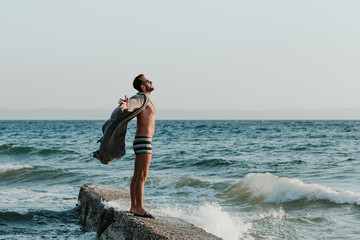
[1,0,359,111]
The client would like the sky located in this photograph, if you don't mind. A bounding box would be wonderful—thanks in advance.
[1,0,360,113]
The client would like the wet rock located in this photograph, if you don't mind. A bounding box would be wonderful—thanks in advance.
[100,222,133,240]
[78,183,222,240]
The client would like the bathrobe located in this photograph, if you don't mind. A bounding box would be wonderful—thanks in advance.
[93,92,149,164]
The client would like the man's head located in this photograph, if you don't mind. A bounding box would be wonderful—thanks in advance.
[133,74,154,93]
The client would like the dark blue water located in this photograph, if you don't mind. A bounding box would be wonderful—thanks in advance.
[1,120,360,239]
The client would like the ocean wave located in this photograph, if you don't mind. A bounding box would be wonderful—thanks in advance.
[0,208,82,238]
[193,158,232,168]
[267,159,305,168]
[232,173,360,205]
[78,232,99,240]
[146,175,212,190]
[160,202,252,240]
[0,166,83,185]
[290,143,331,151]
[0,144,78,155]
[193,124,208,129]
[174,176,211,189]
[0,208,79,224]
[256,207,289,221]
[0,164,34,173]
[291,146,307,151]
[0,144,34,154]
[0,186,78,211]
[37,148,78,155]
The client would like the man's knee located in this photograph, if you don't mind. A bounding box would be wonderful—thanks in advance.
[134,153,151,182]
[137,171,148,182]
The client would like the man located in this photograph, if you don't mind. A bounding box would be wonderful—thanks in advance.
[118,74,156,219]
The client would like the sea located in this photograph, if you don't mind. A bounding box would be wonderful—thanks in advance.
[0,120,359,240]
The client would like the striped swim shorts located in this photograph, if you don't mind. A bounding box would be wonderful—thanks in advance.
[133,136,152,155]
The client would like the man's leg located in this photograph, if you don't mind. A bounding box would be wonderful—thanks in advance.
[130,162,138,213]
[132,153,152,215]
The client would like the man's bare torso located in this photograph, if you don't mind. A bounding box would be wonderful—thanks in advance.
[136,101,155,138]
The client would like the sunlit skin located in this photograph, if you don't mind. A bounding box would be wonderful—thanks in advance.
[118,76,155,217]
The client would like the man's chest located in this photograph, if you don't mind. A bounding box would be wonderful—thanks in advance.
[138,101,155,118]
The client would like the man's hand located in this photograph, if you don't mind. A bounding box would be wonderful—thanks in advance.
[118,95,129,111]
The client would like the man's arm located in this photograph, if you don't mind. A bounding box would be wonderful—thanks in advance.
[118,94,145,112]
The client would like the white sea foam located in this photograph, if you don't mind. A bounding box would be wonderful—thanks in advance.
[0,186,77,212]
[103,200,252,240]
[76,232,98,240]
[241,173,360,205]
[160,202,252,240]
[257,207,289,221]
[0,164,34,172]
[103,199,129,212]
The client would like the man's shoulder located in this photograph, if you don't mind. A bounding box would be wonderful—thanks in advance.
[133,92,151,103]
[133,92,147,97]
[130,92,145,99]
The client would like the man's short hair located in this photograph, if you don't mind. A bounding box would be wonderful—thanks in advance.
[133,74,145,92]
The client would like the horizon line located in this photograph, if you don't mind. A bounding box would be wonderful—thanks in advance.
[0,107,360,121]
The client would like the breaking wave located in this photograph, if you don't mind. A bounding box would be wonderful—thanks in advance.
[230,173,360,205]
[160,202,251,240]
[0,164,34,173]
[0,164,83,185]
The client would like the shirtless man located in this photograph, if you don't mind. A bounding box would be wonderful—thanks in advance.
[118,74,156,219]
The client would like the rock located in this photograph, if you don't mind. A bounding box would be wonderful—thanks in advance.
[100,222,133,240]
[78,183,222,240]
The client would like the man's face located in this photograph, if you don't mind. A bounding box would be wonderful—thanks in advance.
[142,76,155,92]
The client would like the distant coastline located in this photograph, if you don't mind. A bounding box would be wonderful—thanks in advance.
[1,107,359,120]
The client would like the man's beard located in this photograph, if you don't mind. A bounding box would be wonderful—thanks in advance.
[146,85,154,92]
